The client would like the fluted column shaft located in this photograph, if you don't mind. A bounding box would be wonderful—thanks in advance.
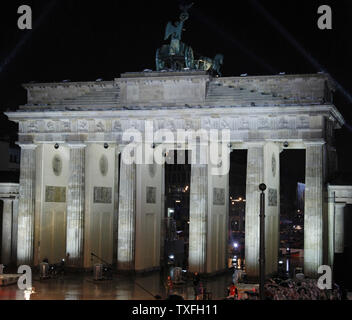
[334,203,345,254]
[117,161,136,270]
[17,144,36,265]
[113,147,120,266]
[66,144,86,267]
[1,199,13,264]
[189,159,208,273]
[304,143,323,277]
[245,145,264,280]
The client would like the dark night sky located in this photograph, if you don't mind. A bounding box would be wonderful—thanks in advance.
[1,0,352,179]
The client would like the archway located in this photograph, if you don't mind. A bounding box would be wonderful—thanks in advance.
[279,149,305,277]
[163,150,191,271]
[228,150,247,271]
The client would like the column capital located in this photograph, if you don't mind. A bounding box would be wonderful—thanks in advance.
[303,140,326,147]
[334,202,346,209]
[229,141,245,151]
[245,141,265,148]
[66,143,87,149]
[16,143,37,150]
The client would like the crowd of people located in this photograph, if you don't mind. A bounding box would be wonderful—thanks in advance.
[167,269,345,300]
[263,278,343,300]
[224,267,344,300]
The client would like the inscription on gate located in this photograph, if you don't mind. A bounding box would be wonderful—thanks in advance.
[146,186,156,204]
[93,187,112,203]
[213,188,225,205]
[268,188,277,206]
[45,186,66,203]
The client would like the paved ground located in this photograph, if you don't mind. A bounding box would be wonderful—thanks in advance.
[0,270,236,300]
[1,265,349,300]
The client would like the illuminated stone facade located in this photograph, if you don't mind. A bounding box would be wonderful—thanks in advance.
[5,71,344,278]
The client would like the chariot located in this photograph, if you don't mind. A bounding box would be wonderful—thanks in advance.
[156,42,194,71]
[155,3,223,76]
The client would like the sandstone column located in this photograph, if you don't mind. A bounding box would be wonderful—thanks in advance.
[17,144,36,265]
[304,143,324,277]
[327,187,335,268]
[160,164,166,267]
[334,203,345,254]
[66,144,86,267]
[189,147,208,273]
[205,145,230,274]
[245,144,263,280]
[263,142,280,277]
[1,199,13,265]
[113,146,120,267]
[11,198,18,265]
[117,160,136,270]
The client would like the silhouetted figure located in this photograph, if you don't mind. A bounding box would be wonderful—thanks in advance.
[196,282,204,300]
[193,272,200,298]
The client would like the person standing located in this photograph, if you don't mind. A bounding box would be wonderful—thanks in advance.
[193,272,200,298]
[227,282,238,300]
[166,276,173,296]
[196,282,204,300]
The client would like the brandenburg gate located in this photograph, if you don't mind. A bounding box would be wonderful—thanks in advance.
[5,69,344,279]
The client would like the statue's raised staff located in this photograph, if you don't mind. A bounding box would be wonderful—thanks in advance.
[156,3,194,71]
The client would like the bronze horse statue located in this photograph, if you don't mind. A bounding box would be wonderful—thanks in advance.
[194,54,224,76]
[155,4,224,76]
